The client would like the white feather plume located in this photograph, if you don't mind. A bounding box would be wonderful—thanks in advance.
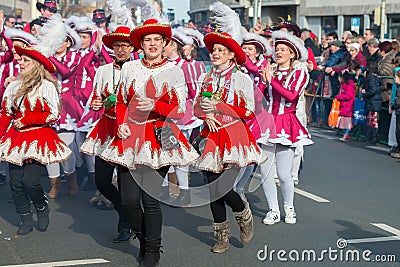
[64,15,80,29]
[65,24,82,50]
[107,0,135,29]
[209,1,243,44]
[272,30,308,62]
[179,27,205,48]
[173,28,193,46]
[4,27,38,45]
[35,14,67,57]
[74,16,97,33]
[108,22,118,33]
[242,31,272,56]
[123,0,169,24]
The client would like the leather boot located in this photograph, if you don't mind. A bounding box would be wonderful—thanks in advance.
[36,205,50,232]
[66,172,78,196]
[137,235,146,263]
[139,240,162,267]
[170,189,191,207]
[17,212,33,235]
[211,221,230,253]
[113,227,133,243]
[233,201,254,243]
[47,177,61,199]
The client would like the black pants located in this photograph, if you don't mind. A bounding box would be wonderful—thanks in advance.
[9,162,47,214]
[119,165,169,242]
[95,157,130,229]
[206,169,245,223]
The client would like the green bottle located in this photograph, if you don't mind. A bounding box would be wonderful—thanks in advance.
[103,94,117,109]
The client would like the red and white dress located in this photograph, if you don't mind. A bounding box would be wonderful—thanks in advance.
[261,63,313,147]
[193,63,266,173]
[0,60,20,102]
[80,61,120,158]
[100,58,200,169]
[0,80,72,165]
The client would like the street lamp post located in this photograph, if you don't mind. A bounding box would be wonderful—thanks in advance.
[380,0,385,40]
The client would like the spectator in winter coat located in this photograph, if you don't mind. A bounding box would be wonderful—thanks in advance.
[361,63,382,143]
[325,40,344,97]
[335,70,356,141]
[348,43,366,70]
[366,38,381,77]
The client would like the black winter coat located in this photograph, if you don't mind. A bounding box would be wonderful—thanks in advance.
[363,74,382,112]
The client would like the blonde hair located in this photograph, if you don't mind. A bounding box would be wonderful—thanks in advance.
[14,58,59,100]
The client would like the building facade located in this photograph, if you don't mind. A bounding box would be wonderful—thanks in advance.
[2,0,31,22]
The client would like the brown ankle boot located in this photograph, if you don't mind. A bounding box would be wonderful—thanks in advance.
[48,177,61,199]
[66,172,78,196]
[212,221,230,253]
[233,201,254,243]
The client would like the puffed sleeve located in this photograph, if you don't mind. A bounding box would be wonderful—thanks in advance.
[270,69,309,102]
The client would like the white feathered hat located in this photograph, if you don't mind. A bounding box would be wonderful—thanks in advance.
[179,27,205,48]
[65,24,82,50]
[272,30,308,62]
[242,31,272,56]
[4,27,38,46]
[73,16,97,34]
[172,28,193,46]
[14,14,67,73]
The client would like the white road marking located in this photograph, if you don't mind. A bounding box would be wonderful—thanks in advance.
[0,259,110,267]
[365,146,390,153]
[309,132,336,140]
[371,223,400,236]
[294,188,330,203]
[345,223,400,245]
[253,173,330,203]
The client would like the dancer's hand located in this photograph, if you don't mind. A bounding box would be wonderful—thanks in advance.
[200,98,217,113]
[117,123,131,140]
[91,96,103,111]
[205,114,221,132]
[136,97,154,111]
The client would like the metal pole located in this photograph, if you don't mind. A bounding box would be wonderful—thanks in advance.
[253,0,258,28]
[380,0,385,40]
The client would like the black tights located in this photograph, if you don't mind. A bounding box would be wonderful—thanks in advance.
[94,157,130,229]
[120,165,169,242]
[206,170,245,223]
[10,162,47,214]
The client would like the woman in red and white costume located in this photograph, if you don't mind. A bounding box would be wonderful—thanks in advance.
[193,30,265,253]
[105,19,199,266]
[234,31,272,200]
[0,15,72,235]
[80,26,134,243]
[259,30,313,226]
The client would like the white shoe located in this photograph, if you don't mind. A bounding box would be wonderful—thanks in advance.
[293,176,299,186]
[263,210,280,225]
[284,207,297,224]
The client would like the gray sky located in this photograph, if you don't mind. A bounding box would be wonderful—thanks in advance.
[162,0,190,22]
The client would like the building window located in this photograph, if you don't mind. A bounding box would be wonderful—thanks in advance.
[69,0,79,5]
[322,16,337,34]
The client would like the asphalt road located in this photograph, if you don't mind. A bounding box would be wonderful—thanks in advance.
[0,127,399,267]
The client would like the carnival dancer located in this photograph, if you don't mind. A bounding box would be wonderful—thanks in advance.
[102,18,199,266]
[45,23,82,198]
[234,31,272,200]
[0,14,72,235]
[73,17,100,190]
[161,28,203,206]
[92,9,111,33]
[80,26,134,243]
[259,30,313,225]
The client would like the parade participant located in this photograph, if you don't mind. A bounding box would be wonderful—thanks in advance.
[29,17,48,37]
[105,18,199,266]
[92,9,111,33]
[161,28,202,206]
[260,30,313,225]
[2,28,37,110]
[73,17,99,190]
[193,29,265,253]
[0,14,72,235]
[36,0,58,19]
[44,23,82,198]
[235,31,272,200]
[80,26,134,243]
